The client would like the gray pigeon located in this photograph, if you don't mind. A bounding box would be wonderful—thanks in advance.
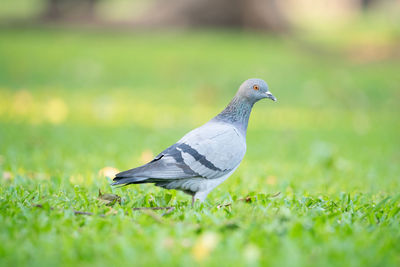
[112,78,276,205]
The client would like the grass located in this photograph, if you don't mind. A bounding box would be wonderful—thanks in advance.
[0,27,400,267]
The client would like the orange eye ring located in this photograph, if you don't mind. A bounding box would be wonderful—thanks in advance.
[253,85,259,90]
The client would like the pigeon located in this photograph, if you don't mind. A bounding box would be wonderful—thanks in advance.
[112,78,276,205]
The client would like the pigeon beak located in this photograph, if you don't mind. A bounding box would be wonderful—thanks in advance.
[265,92,277,102]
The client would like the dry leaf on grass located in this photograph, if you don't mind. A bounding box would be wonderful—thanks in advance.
[98,189,121,206]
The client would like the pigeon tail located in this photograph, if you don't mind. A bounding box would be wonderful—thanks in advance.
[111,176,148,186]
[111,169,149,186]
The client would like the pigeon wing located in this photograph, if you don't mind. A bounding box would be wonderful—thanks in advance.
[176,122,246,179]
[115,122,246,181]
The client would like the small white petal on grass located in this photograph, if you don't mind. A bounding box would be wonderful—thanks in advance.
[2,171,12,181]
[140,149,154,164]
[99,167,119,178]
[192,232,219,262]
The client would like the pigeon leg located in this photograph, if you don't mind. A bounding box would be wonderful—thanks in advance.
[191,195,195,207]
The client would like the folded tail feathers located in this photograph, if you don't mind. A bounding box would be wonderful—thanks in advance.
[111,176,148,186]
[112,167,149,186]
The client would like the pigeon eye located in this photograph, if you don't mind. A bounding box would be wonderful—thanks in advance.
[253,85,259,90]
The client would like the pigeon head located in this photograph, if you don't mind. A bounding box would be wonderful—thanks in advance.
[237,78,276,103]
[214,78,277,134]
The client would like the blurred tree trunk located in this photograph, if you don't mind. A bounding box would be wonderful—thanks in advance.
[136,0,289,32]
[43,0,61,20]
[360,0,377,10]
[42,0,98,21]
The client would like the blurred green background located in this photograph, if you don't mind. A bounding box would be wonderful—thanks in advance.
[1,1,400,266]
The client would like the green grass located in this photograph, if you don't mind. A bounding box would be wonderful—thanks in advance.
[0,28,399,267]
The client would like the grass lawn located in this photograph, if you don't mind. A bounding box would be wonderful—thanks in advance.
[0,27,399,266]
